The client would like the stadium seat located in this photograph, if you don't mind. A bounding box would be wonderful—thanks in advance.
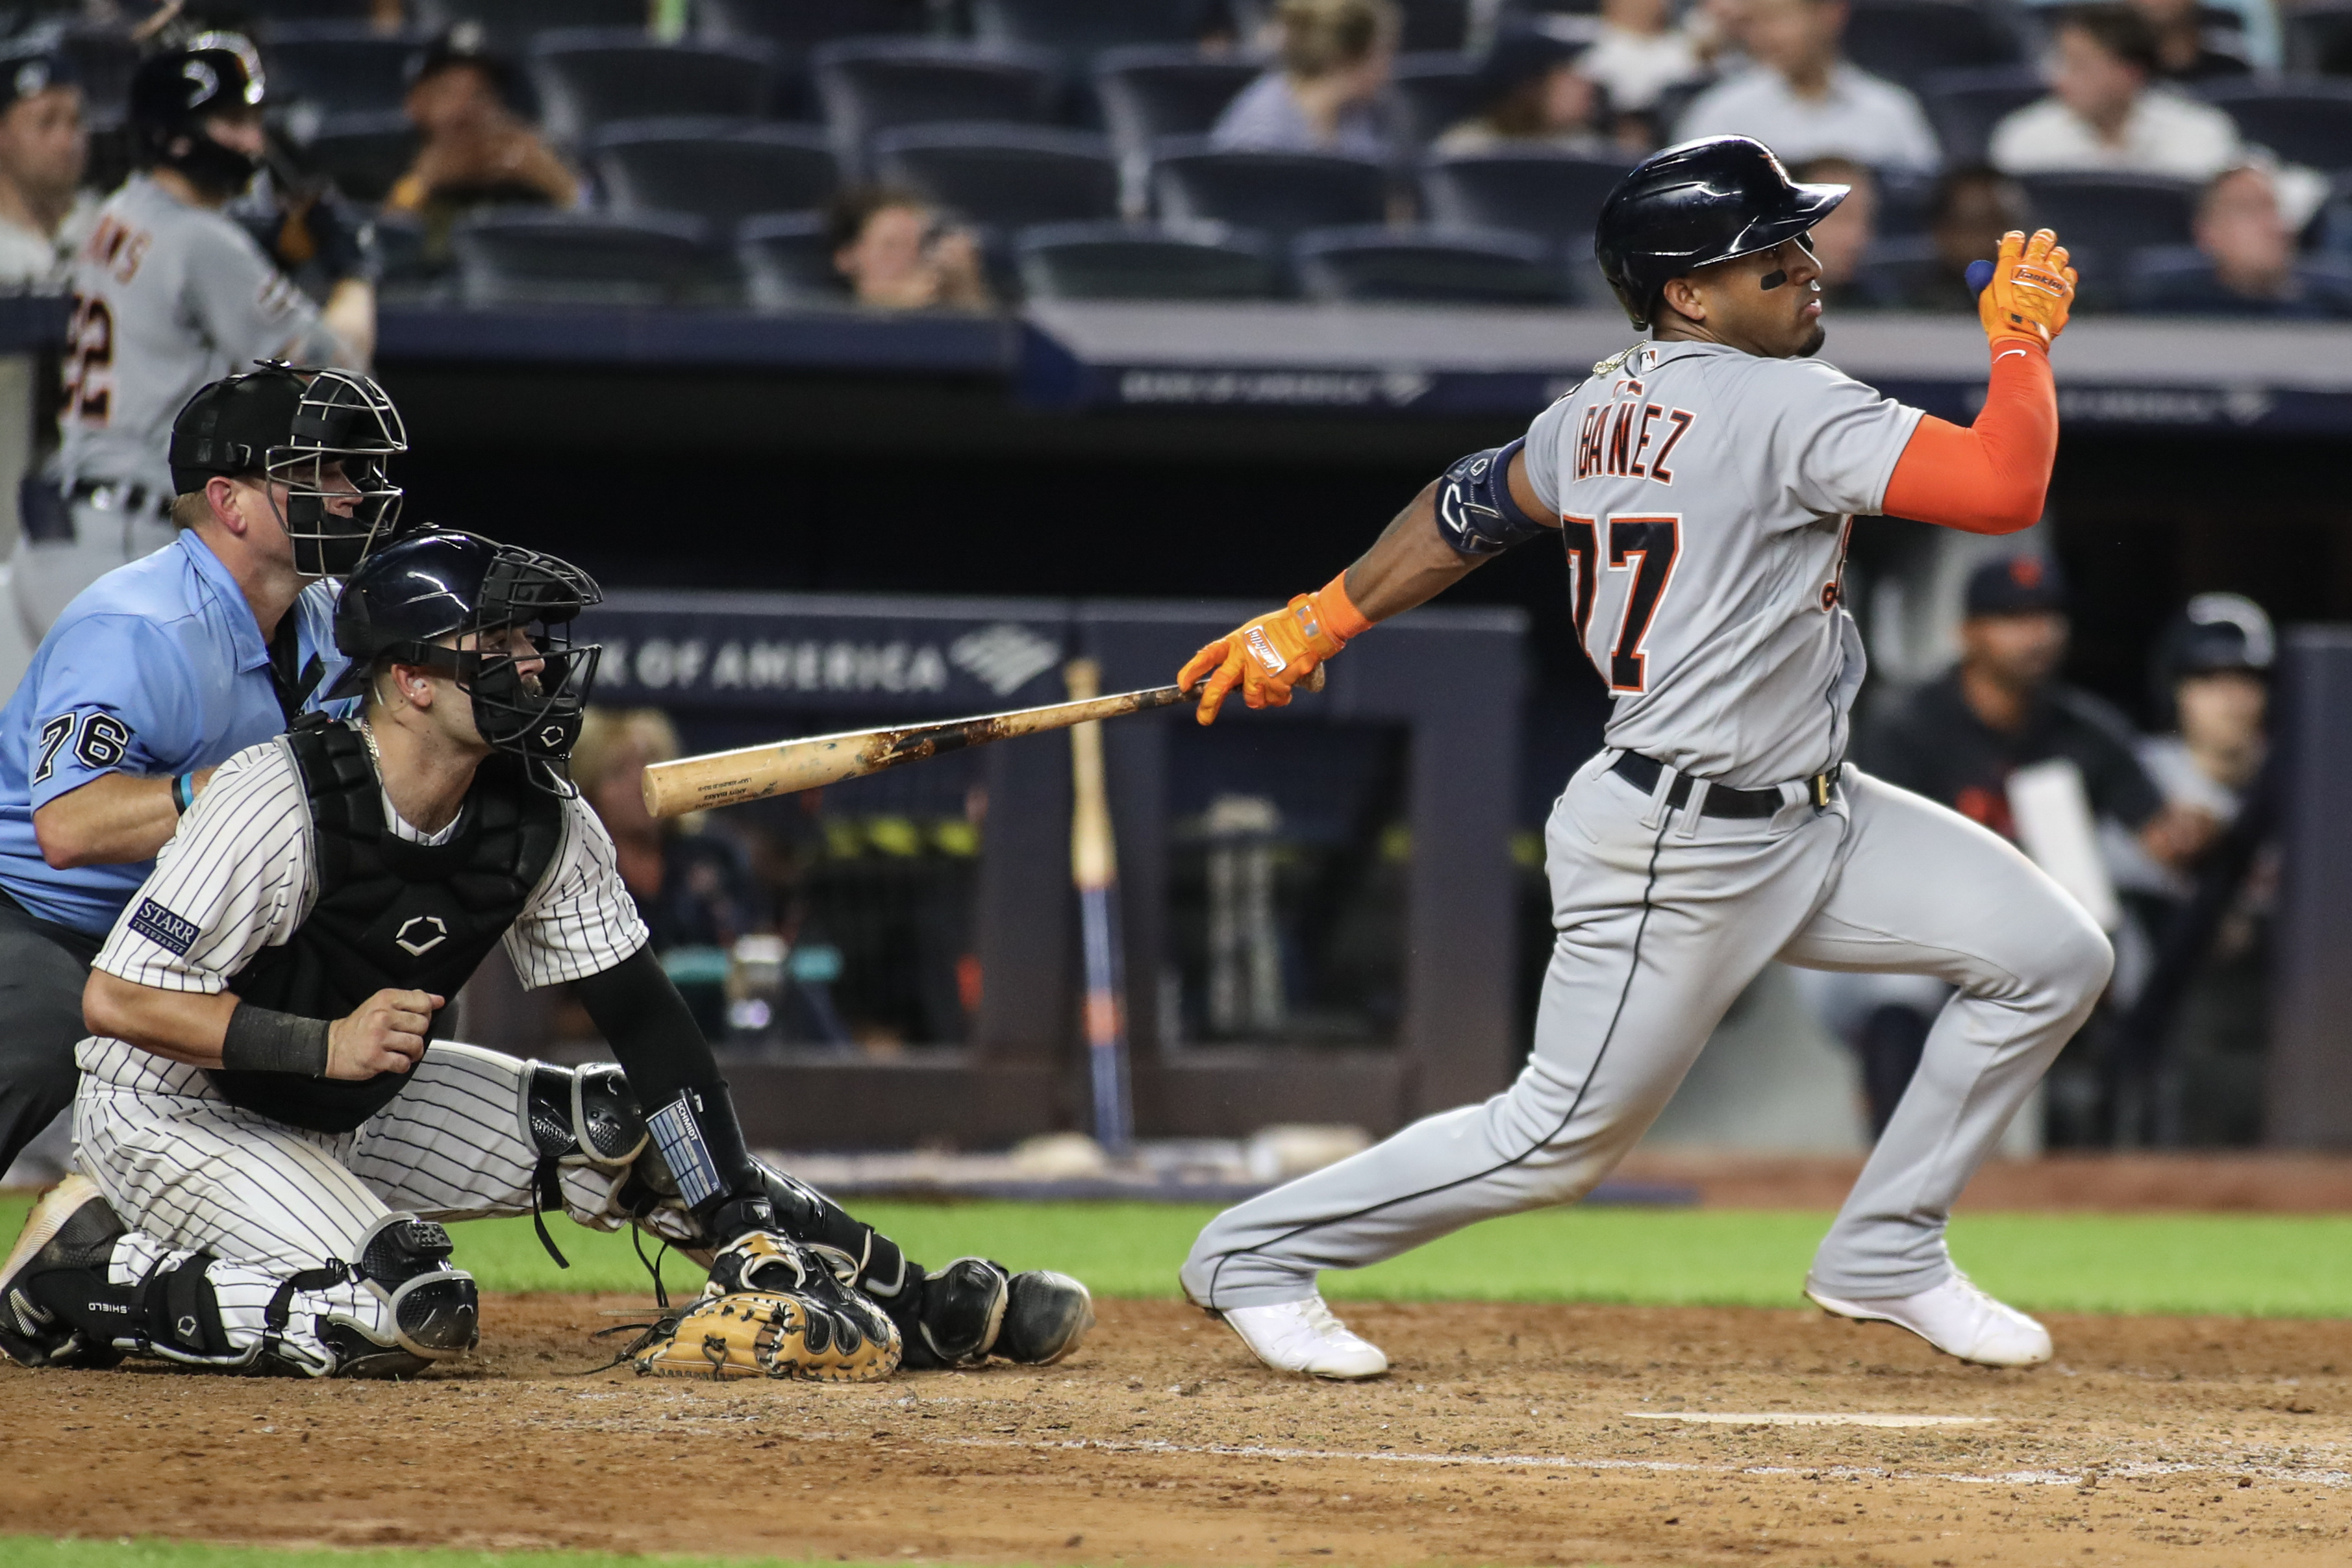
[529,31,777,149]
[2020,172,2197,304]
[1294,224,1571,304]
[739,212,851,310]
[593,120,840,227]
[1153,144,1390,243]
[1842,0,2023,88]
[970,0,1215,71]
[1016,219,1280,300]
[1389,52,1490,150]
[264,23,427,116]
[1873,164,1938,238]
[1419,148,1632,249]
[414,0,651,53]
[2284,0,2352,76]
[2125,241,2352,314]
[814,40,1062,177]
[1395,0,1477,52]
[873,125,1120,227]
[2195,79,2352,173]
[453,210,712,308]
[1092,47,1262,168]
[292,111,419,206]
[695,0,932,47]
[238,0,382,19]
[1918,66,2044,165]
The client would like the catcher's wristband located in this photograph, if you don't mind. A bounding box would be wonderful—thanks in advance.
[221,1001,331,1076]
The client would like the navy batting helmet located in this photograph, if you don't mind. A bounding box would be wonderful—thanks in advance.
[129,31,266,196]
[326,531,603,793]
[1593,136,1846,329]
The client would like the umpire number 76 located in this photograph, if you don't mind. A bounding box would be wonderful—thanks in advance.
[33,711,132,784]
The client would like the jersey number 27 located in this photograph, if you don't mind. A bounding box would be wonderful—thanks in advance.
[1562,514,1681,694]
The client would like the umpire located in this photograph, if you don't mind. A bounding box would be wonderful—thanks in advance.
[0,364,402,1180]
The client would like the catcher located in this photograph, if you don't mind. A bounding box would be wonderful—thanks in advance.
[0,530,1092,1379]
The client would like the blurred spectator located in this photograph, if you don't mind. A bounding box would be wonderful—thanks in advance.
[827,185,993,311]
[0,42,86,285]
[1210,0,1398,158]
[1988,5,2315,212]
[1436,23,1609,154]
[1578,0,1705,119]
[1894,162,2030,310]
[2136,164,2352,317]
[1674,0,1940,171]
[572,707,768,958]
[1852,554,2208,1129]
[384,26,579,262]
[1792,155,1880,306]
[2128,0,2253,82]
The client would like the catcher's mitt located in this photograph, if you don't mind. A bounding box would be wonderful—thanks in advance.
[632,1230,901,1382]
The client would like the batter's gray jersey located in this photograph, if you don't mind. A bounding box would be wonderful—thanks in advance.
[1523,340,1923,789]
[58,175,349,495]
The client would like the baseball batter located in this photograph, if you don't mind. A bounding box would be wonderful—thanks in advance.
[1175,136,2107,1378]
[0,530,1092,1377]
[14,33,356,651]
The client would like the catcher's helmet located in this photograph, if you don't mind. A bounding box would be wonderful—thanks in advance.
[1593,135,1847,329]
[129,31,266,195]
[325,531,604,795]
[169,364,408,579]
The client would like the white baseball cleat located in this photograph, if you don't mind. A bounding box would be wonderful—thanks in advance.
[1218,1294,1390,1380]
[1807,1271,2053,1368]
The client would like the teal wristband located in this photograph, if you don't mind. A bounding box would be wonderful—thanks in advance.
[169,774,194,815]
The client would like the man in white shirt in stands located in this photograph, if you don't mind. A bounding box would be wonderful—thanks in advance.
[1991,5,2324,225]
[1675,0,1941,171]
[1579,0,1705,121]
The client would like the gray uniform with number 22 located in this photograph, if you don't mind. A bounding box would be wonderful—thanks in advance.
[1182,340,2114,1310]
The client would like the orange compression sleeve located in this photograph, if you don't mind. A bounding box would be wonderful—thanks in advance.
[1880,340,2057,536]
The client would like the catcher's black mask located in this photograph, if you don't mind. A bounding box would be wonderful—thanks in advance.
[326,530,603,795]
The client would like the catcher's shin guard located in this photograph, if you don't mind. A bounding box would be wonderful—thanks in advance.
[998,1270,1096,1365]
[0,1175,129,1369]
[890,1260,1096,1368]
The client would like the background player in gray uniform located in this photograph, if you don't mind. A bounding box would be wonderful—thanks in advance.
[1172,136,2103,1378]
[0,531,1092,1378]
[13,33,357,655]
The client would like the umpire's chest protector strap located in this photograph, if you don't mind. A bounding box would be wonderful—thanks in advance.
[1434,437,1550,557]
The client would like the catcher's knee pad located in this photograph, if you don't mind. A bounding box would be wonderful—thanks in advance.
[329,1214,479,1373]
[525,1060,649,1171]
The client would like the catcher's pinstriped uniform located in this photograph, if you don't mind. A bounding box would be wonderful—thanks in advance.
[19,173,349,641]
[68,728,660,1373]
[1182,335,2113,1314]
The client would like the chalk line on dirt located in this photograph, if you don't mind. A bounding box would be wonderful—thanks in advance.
[1625,1412,1994,1427]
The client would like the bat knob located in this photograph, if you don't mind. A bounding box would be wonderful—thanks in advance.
[1303,664,1328,694]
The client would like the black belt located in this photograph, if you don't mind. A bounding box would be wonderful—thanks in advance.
[1610,751,1842,819]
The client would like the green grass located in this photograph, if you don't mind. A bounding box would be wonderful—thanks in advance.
[2,1543,899,1568]
[8,1191,2351,1318]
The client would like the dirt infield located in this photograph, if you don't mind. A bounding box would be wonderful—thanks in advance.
[5,1295,2351,1567]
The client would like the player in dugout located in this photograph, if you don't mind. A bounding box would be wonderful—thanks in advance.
[0,364,401,1190]
[1174,136,2112,1379]
[6,32,368,672]
[0,530,1094,1380]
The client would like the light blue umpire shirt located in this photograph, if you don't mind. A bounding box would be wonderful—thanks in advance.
[0,527,353,936]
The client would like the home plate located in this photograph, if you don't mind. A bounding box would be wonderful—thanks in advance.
[1629,1412,1995,1428]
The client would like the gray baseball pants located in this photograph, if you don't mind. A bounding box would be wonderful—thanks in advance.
[1181,756,2112,1310]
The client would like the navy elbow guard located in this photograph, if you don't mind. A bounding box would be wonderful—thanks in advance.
[1434,438,1549,557]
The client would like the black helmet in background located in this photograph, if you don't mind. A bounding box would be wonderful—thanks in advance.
[129,31,266,197]
[325,530,604,794]
[2149,592,2274,729]
[1594,135,1846,330]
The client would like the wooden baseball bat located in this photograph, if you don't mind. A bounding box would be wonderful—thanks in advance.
[1065,659,1134,1154]
[641,682,1194,818]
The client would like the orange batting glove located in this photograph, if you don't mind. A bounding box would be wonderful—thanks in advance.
[1974,228,2076,351]
[1179,572,1371,725]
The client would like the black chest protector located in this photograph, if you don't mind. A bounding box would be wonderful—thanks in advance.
[209,721,566,1132]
